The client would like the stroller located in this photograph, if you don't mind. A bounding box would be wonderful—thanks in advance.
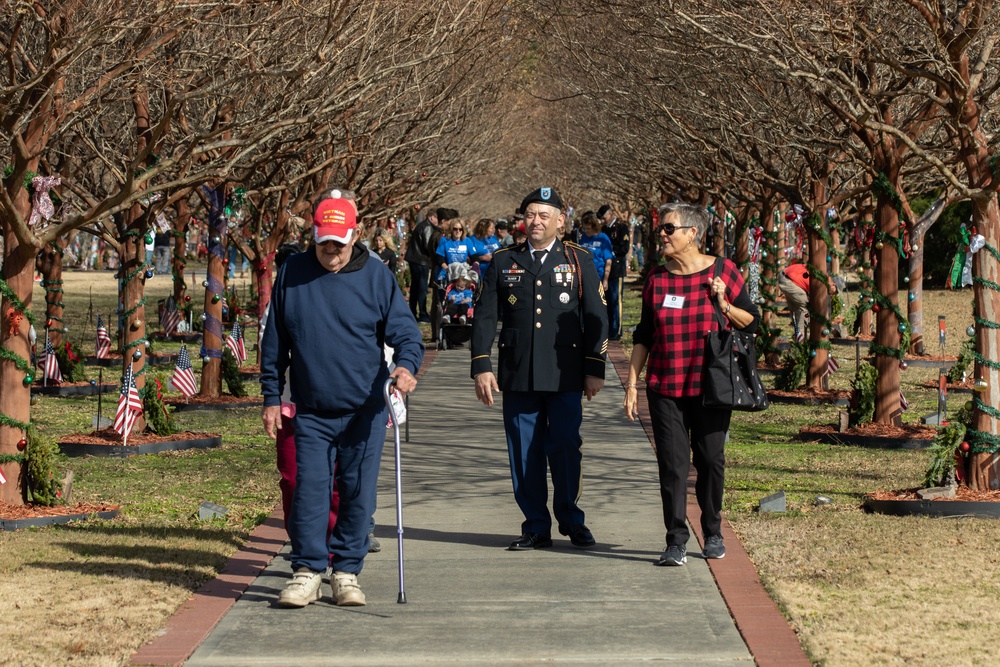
[437,262,478,350]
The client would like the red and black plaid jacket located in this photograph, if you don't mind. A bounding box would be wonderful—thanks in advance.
[634,258,756,397]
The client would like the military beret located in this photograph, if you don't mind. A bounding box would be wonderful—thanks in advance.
[519,187,564,213]
[597,204,611,219]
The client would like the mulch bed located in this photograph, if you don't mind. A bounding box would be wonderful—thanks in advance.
[164,394,261,407]
[801,422,937,439]
[920,378,973,391]
[866,487,1000,502]
[0,500,121,521]
[768,388,851,402]
[59,429,219,445]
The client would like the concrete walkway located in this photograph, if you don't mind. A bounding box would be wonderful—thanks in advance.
[176,347,751,666]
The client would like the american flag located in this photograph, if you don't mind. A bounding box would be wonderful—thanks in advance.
[899,390,909,411]
[96,314,112,359]
[825,355,839,377]
[43,331,62,383]
[794,328,805,343]
[0,466,6,485]
[171,345,198,398]
[160,296,182,335]
[113,364,143,443]
[225,321,247,364]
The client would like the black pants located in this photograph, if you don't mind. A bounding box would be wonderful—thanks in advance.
[408,261,430,318]
[646,391,730,547]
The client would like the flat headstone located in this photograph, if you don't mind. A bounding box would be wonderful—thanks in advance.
[814,495,832,505]
[199,501,229,520]
[91,415,113,429]
[61,471,74,504]
[759,490,786,513]
[838,411,850,432]
[917,486,956,500]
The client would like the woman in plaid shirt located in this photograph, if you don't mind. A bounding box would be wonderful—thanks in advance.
[623,203,759,567]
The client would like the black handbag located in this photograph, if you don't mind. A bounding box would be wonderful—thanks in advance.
[702,258,769,412]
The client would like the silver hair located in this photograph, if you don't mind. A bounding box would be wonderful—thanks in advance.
[658,202,710,246]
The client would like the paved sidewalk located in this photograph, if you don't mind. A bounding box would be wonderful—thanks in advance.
[177,348,751,666]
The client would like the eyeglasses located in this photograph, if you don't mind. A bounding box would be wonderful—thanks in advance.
[657,223,694,236]
[451,227,463,232]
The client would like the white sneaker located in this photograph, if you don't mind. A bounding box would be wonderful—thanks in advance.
[458,315,467,324]
[277,568,323,607]
[442,315,451,324]
[331,571,366,606]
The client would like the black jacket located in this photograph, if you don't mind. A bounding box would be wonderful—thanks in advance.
[404,220,436,266]
[471,240,608,392]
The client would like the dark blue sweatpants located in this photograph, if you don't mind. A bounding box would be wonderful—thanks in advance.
[291,400,386,574]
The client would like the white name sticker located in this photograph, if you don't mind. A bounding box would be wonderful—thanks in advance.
[662,294,685,309]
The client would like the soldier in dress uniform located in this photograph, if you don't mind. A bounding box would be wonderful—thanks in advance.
[471,187,608,551]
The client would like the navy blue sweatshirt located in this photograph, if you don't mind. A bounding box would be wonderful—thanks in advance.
[260,245,424,414]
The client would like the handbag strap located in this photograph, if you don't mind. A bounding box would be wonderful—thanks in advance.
[710,256,728,332]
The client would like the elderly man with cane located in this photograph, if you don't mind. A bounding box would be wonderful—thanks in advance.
[261,191,423,608]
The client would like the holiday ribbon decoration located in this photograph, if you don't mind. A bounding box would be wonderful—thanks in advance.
[28,175,61,227]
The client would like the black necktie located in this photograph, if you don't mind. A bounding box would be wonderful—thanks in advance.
[532,249,547,271]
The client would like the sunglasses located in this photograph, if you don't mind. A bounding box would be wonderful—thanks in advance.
[451,226,464,232]
[317,239,348,249]
[657,223,693,236]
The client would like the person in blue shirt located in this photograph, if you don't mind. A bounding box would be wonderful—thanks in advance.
[578,210,614,291]
[431,209,470,340]
[468,218,500,278]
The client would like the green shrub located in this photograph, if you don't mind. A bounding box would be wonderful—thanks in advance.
[849,361,878,426]
[222,348,247,397]
[25,424,63,506]
[143,373,179,436]
[775,341,810,391]
[923,422,965,488]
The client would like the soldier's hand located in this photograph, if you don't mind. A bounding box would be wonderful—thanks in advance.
[584,376,604,400]
[475,372,499,406]
[262,405,281,440]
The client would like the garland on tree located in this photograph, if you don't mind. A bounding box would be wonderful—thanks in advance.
[967,240,1000,454]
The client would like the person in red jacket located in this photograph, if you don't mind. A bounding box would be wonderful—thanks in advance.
[778,262,811,341]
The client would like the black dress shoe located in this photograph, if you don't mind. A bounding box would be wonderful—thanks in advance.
[559,524,596,548]
[508,532,553,551]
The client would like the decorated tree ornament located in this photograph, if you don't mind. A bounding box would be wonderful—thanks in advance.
[23,374,34,386]
[184,295,192,302]
[965,401,974,411]
[133,349,143,360]
[912,244,919,251]
[29,395,38,406]
[876,241,884,249]
[16,438,27,451]
[961,441,971,452]
[810,350,817,358]
[974,377,989,392]
[145,269,154,279]
[908,293,915,301]
[46,319,52,328]
[130,319,142,331]
[202,280,209,288]
[212,294,221,304]
[899,361,908,370]
[202,356,210,363]
[967,326,976,337]
[62,327,69,334]
[903,276,910,283]
[822,328,830,336]
[144,340,151,348]
[90,379,97,386]
[144,233,153,245]
[873,304,882,313]
[826,255,832,262]
[199,312,207,321]
[761,250,768,258]
[898,323,907,332]
[212,236,221,244]
[868,297,875,303]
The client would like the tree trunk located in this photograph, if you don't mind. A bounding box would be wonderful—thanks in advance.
[968,195,1000,490]
[172,198,192,304]
[35,239,68,348]
[760,198,781,365]
[906,197,947,356]
[118,206,149,433]
[829,226,840,277]
[873,172,902,426]
[0,197,39,505]
[199,184,227,397]
[806,179,831,391]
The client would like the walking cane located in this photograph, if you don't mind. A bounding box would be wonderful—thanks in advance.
[383,377,407,603]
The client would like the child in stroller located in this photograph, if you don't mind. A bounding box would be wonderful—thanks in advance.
[438,262,478,350]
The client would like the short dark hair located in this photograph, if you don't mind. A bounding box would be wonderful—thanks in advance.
[437,207,460,222]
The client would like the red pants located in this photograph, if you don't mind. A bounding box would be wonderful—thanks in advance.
[276,416,339,536]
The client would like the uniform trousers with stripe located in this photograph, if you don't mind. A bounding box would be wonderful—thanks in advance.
[502,391,585,535]
[646,391,731,547]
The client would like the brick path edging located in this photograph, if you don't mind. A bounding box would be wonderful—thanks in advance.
[129,348,439,666]
[607,342,810,667]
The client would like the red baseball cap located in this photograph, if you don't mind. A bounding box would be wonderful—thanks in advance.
[313,198,357,243]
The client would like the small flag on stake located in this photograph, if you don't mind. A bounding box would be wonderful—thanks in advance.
[43,331,62,383]
[826,355,840,376]
[225,321,247,364]
[96,314,112,359]
[113,365,143,444]
[899,390,909,411]
[171,345,198,398]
